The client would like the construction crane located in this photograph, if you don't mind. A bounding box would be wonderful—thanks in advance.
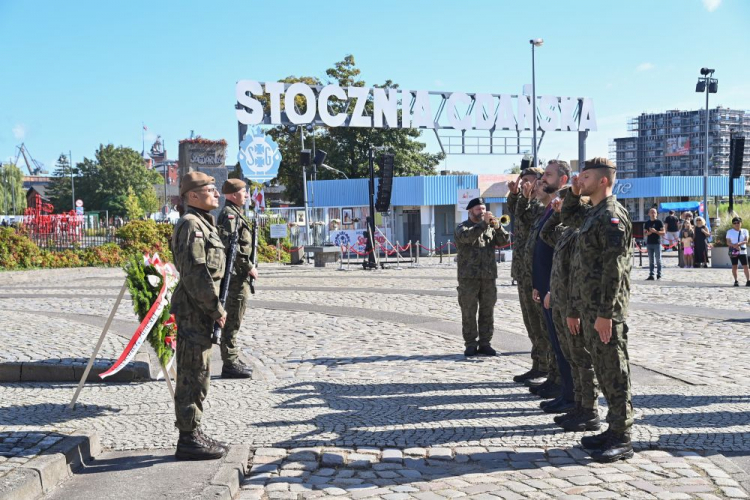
[14,143,48,175]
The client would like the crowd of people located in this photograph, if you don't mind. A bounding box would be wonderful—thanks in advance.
[455,157,634,464]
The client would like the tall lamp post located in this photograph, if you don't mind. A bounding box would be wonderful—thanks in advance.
[530,38,544,167]
[696,67,717,220]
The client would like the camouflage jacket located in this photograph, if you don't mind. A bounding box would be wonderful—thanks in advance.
[170,207,226,344]
[518,196,548,269]
[455,217,510,280]
[563,193,632,321]
[508,192,543,277]
[540,211,579,314]
[217,202,255,278]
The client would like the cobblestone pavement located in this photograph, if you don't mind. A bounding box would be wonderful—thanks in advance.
[1,261,750,498]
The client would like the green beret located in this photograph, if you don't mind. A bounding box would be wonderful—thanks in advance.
[180,171,215,196]
[466,197,485,210]
[222,178,247,194]
[521,166,544,178]
[582,157,616,171]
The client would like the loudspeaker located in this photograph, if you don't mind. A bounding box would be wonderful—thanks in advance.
[375,153,394,213]
[730,136,745,178]
[520,157,534,170]
[300,149,312,166]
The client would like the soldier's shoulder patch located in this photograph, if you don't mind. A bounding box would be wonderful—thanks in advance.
[195,231,204,238]
[610,217,620,225]
[228,214,235,220]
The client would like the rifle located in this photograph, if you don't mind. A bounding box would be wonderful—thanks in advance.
[212,226,239,345]
[250,215,258,294]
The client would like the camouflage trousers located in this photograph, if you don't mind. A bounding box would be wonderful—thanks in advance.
[552,304,599,409]
[221,277,250,367]
[457,278,496,347]
[517,278,554,376]
[174,337,212,432]
[581,315,633,433]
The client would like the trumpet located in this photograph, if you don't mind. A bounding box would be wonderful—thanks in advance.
[491,214,511,228]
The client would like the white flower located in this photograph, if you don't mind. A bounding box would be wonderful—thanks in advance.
[147,275,162,288]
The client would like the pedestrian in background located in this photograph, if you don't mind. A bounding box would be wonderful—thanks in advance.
[726,216,750,287]
[644,208,665,280]
[681,222,694,269]
[693,217,710,268]
[664,210,680,251]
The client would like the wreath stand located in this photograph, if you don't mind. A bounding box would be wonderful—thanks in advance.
[68,280,177,410]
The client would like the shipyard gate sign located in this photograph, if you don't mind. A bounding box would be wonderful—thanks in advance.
[235,80,597,132]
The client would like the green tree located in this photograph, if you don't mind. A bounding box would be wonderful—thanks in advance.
[72,144,162,216]
[228,162,243,179]
[0,163,26,215]
[138,186,160,215]
[48,154,75,212]
[124,186,144,220]
[506,164,521,174]
[262,55,443,205]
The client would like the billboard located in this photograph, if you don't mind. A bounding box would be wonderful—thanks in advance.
[666,137,690,157]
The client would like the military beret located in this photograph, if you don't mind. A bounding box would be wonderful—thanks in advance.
[466,197,485,210]
[582,157,616,171]
[180,171,215,196]
[222,178,247,194]
[521,166,545,178]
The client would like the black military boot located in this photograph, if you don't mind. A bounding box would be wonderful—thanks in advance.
[175,430,226,461]
[477,344,497,356]
[529,378,553,395]
[589,432,633,463]
[580,428,612,450]
[561,407,601,432]
[536,382,562,400]
[464,345,478,357]
[542,398,575,414]
[513,368,546,383]
[554,403,581,425]
[197,428,229,452]
[221,360,252,379]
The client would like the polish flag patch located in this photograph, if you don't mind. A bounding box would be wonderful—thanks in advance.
[228,215,235,220]
[610,218,620,224]
[195,231,204,238]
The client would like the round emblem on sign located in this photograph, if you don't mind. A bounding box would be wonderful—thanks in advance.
[75,199,83,207]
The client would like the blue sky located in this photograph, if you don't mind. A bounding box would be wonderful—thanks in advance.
[1,0,748,175]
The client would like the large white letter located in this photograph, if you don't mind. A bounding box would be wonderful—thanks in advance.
[559,97,578,131]
[412,90,434,129]
[235,80,264,125]
[495,94,516,130]
[284,83,316,124]
[373,88,398,128]
[446,92,471,130]
[538,95,559,132]
[348,86,372,127]
[517,92,533,131]
[474,93,495,130]
[264,82,284,124]
[318,85,347,127]
[579,98,598,131]
[401,90,413,128]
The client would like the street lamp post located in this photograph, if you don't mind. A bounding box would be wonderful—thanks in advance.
[695,68,717,220]
[530,38,544,167]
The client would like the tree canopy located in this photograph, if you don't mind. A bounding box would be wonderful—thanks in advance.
[261,55,443,205]
[0,163,26,215]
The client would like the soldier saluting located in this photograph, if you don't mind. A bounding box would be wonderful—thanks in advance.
[216,179,258,379]
[562,157,634,463]
[455,197,510,356]
[171,172,228,461]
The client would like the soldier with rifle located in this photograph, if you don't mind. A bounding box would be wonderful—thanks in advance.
[217,179,258,379]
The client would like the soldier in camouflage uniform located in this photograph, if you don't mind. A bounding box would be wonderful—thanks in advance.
[562,158,634,463]
[507,167,552,384]
[516,180,559,399]
[216,179,257,379]
[170,172,228,461]
[540,188,600,432]
[455,197,510,356]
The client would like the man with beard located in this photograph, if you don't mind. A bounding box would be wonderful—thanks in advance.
[455,197,510,356]
[563,158,634,463]
[529,161,575,414]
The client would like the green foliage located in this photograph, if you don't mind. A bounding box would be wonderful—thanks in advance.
[116,219,173,260]
[711,205,750,247]
[0,163,27,215]
[268,55,443,205]
[138,186,160,215]
[124,187,144,220]
[48,154,75,213]
[123,254,176,366]
[69,144,162,216]
[228,162,243,179]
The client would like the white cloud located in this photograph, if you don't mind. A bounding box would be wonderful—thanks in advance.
[636,63,655,72]
[703,0,721,12]
[12,124,26,141]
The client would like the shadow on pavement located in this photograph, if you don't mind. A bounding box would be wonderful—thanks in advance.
[0,402,118,426]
